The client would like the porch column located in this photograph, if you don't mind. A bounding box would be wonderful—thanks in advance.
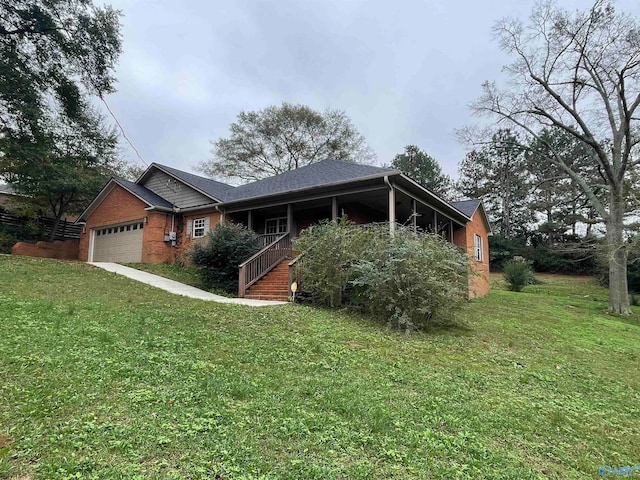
[448,221,453,242]
[433,210,438,235]
[287,204,293,234]
[388,185,396,235]
[411,199,417,233]
[247,210,253,230]
[331,196,338,222]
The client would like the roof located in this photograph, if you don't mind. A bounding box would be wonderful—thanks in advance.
[224,158,396,202]
[449,199,482,217]
[76,177,174,223]
[113,178,173,209]
[150,163,236,202]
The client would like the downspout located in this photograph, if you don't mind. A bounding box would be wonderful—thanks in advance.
[215,205,225,223]
[384,176,395,235]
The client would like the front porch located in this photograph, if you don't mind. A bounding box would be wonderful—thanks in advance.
[228,185,468,300]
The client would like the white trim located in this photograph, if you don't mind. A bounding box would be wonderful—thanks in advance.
[88,228,96,262]
[474,234,484,262]
[192,217,207,238]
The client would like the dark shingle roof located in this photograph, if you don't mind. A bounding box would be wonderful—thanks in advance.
[155,163,236,201]
[114,178,173,209]
[449,199,482,217]
[224,158,395,202]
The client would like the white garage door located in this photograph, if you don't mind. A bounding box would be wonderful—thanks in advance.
[93,222,144,262]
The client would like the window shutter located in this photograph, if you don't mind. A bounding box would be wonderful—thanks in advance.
[186,219,192,238]
[204,217,211,233]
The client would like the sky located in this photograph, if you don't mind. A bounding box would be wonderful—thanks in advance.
[100,0,640,180]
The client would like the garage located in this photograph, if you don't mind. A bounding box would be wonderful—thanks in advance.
[92,222,144,262]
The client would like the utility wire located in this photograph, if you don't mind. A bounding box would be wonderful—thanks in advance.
[99,95,149,167]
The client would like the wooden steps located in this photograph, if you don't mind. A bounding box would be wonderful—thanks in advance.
[244,260,290,301]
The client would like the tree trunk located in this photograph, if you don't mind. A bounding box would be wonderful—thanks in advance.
[606,190,630,314]
[48,211,64,242]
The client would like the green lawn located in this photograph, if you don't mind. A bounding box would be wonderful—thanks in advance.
[0,256,638,479]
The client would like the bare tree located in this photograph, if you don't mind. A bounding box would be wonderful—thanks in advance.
[471,0,640,314]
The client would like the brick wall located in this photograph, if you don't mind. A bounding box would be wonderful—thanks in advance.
[453,210,490,298]
[175,211,222,263]
[12,239,79,260]
[79,184,175,263]
[180,211,222,246]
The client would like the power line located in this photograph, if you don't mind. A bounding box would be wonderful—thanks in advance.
[99,95,148,167]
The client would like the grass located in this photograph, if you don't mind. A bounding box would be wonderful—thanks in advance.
[0,256,639,479]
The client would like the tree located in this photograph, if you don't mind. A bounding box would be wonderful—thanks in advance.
[389,145,452,198]
[525,128,605,239]
[0,0,123,239]
[1,107,123,240]
[0,0,121,131]
[470,0,640,314]
[457,130,533,239]
[200,103,376,182]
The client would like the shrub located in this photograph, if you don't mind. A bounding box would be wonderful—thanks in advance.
[295,221,469,331]
[503,257,536,292]
[189,222,260,293]
[352,231,469,331]
[0,222,42,254]
[293,219,383,307]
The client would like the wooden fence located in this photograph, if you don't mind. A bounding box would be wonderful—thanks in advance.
[0,211,82,240]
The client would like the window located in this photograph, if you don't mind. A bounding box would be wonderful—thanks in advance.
[474,234,483,262]
[193,218,206,238]
[265,217,288,235]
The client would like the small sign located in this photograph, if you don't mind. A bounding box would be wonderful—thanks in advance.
[290,282,298,293]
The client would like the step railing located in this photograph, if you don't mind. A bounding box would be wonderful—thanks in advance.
[238,232,292,297]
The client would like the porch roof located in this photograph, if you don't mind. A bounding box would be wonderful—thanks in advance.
[224,159,397,202]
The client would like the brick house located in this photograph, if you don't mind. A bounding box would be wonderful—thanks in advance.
[77,159,491,299]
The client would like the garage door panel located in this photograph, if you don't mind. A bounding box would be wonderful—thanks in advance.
[93,222,144,262]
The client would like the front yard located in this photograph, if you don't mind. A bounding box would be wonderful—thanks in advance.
[0,256,638,479]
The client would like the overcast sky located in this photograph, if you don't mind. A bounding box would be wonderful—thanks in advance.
[101,0,640,180]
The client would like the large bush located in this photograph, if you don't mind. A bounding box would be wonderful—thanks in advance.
[293,219,382,307]
[489,234,597,275]
[503,257,536,292]
[189,222,260,293]
[294,222,469,330]
[352,232,469,331]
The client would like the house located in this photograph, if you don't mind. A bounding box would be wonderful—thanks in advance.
[76,158,491,299]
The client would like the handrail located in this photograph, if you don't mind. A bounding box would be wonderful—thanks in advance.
[238,232,292,297]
